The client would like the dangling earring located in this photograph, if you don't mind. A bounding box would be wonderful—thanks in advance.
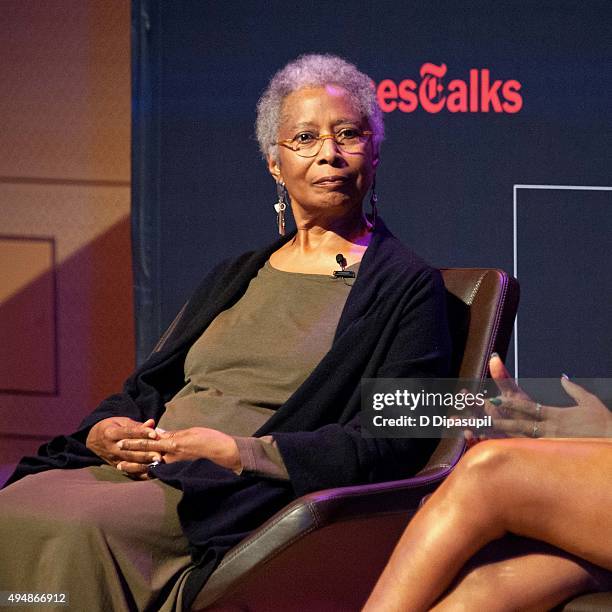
[369,176,378,229]
[274,181,287,235]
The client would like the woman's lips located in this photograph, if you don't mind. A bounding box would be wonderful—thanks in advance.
[313,175,349,186]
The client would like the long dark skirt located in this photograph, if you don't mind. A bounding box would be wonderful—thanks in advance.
[0,465,194,611]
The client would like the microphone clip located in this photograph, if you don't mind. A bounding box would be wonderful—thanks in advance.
[333,253,356,279]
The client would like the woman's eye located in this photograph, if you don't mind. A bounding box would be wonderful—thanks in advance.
[295,132,316,144]
[337,128,360,141]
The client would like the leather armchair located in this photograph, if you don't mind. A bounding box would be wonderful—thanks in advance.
[188,268,520,611]
[558,592,612,612]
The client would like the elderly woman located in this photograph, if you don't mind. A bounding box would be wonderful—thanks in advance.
[364,355,612,611]
[0,54,451,610]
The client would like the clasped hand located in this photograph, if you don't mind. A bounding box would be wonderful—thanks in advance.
[86,417,241,479]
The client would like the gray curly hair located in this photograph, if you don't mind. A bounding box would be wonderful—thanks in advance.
[256,53,384,161]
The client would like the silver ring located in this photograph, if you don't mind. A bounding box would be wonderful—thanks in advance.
[531,421,540,438]
[535,403,542,419]
[146,460,161,479]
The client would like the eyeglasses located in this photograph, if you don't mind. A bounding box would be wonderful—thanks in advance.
[277,128,373,158]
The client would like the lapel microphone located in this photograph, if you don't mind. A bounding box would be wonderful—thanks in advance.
[333,253,356,279]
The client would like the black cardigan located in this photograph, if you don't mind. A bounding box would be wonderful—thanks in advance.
[6,218,451,602]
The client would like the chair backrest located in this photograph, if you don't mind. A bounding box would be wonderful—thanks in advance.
[417,268,519,475]
[441,268,519,379]
[189,268,520,611]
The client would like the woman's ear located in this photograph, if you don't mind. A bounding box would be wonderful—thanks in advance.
[267,155,282,183]
[372,149,380,169]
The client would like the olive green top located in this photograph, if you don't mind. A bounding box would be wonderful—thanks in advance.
[158,260,358,477]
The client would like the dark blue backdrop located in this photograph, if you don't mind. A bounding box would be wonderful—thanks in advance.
[131,0,612,377]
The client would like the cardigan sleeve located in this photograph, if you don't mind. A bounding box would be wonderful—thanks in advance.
[272,268,452,496]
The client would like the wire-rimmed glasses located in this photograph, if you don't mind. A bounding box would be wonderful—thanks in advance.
[277,128,373,158]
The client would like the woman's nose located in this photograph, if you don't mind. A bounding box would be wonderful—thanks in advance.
[316,135,344,163]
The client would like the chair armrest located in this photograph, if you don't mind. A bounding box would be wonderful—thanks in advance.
[192,437,465,610]
[559,591,612,611]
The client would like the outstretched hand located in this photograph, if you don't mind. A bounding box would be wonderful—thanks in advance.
[486,354,611,438]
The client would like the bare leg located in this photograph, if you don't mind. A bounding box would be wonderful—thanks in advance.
[363,438,612,611]
[433,537,612,612]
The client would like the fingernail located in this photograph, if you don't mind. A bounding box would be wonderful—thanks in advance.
[117,441,123,449]
[561,373,570,380]
[489,397,502,406]
[148,431,157,439]
[490,352,499,359]
[116,462,123,470]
